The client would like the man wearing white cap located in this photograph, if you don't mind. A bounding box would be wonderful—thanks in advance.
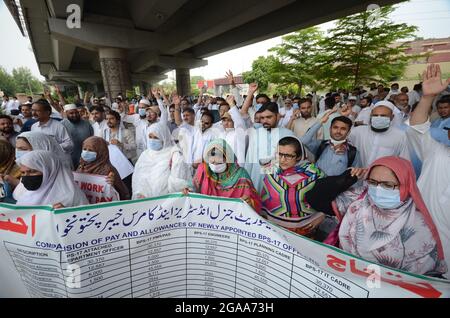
[348,100,410,167]
[61,103,94,168]
[348,96,361,118]
[123,98,151,158]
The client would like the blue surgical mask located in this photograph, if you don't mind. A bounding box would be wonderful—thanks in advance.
[371,116,391,130]
[138,108,147,117]
[15,149,30,160]
[293,103,299,109]
[253,123,263,129]
[81,150,97,162]
[430,127,450,147]
[368,184,402,209]
[147,139,163,151]
[255,103,263,111]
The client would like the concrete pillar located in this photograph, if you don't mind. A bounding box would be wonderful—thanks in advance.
[99,48,132,100]
[176,68,191,97]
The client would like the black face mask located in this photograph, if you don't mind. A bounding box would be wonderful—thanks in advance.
[21,175,43,191]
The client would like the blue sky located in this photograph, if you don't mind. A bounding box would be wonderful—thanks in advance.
[0,0,449,82]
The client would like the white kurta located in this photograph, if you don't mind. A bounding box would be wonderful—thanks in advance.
[348,125,410,167]
[192,127,218,163]
[92,120,107,138]
[132,146,191,199]
[406,121,450,279]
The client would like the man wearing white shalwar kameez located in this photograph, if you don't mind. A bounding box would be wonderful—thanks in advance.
[406,63,450,278]
[348,100,410,167]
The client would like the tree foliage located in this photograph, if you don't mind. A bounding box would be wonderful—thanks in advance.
[317,5,417,89]
[0,66,43,96]
[244,5,418,92]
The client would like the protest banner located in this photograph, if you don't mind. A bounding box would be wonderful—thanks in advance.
[0,194,449,298]
[73,172,120,204]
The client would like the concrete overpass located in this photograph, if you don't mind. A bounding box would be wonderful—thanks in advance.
[5,0,402,98]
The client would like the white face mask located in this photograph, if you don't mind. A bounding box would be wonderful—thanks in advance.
[330,138,346,146]
[209,163,227,174]
[371,116,391,130]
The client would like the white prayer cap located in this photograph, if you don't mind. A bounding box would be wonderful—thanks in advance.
[63,103,78,111]
[348,96,357,101]
[139,98,151,106]
[372,100,395,112]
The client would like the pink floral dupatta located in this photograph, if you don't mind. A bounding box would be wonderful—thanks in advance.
[332,157,446,275]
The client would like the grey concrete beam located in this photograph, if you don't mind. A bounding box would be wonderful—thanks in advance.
[47,0,84,19]
[130,51,160,73]
[160,0,294,55]
[132,74,168,84]
[128,0,188,30]
[47,17,162,51]
[158,56,208,69]
[51,39,76,71]
[48,70,102,84]
[131,53,207,73]
[132,72,167,82]
[191,0,404,58]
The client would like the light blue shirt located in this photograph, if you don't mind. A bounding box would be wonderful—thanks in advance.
[300,122,361,176]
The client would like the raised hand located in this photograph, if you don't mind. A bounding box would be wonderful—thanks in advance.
[172,94,181,106]
[422,63,450,97]
[248,83,258,95]
[226,94,235,107]
[320,107,338,124]
[339,104,352,117]
[225,70,235,85]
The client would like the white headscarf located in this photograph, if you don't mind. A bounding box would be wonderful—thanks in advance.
[146,121,174,149]
[17,131,73,169]
[132,122,189,199]
[15,150,88,207]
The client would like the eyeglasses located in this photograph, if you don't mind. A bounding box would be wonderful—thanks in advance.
[367,179,399,190]
[278,152,297,160]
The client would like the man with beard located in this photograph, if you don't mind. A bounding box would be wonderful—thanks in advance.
[348,100,410,167]
[103,110,136,162]
[287,98,318,138]
[300,110,361,176]
[91,105,107,137]
[61,104,93,168]
[124,98,151,158]
[245,102,294,192]
[0,115,19,147]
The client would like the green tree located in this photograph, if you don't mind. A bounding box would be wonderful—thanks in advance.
[11,67,43,95]
[0,66,16,96]
[242,55,279,91]
[318,5,418,89]
[268,27,325,94]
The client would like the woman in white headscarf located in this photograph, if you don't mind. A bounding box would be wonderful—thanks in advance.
[12,131,74,201]
[15,131,73,169]
[132,121,192,199]
[15,150,88,208]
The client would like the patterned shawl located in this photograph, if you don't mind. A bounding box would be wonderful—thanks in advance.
[193,139,261,211]
[337,156,447,275]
